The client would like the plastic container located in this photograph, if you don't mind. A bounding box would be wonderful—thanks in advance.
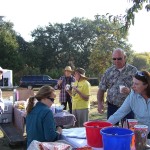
[55,105,64,113]
[127,119,138,148]
[100,127,134,150]
[83,121,112,148]
[13,89,19,102]
[134,125,148,150]
[127,119,138,129]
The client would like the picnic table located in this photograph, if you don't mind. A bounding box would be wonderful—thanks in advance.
[13,107,76,134]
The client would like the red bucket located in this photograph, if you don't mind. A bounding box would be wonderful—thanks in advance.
[84,121,112,148]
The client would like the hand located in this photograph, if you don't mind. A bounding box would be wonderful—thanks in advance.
[66,90,72,96]
[57,126,62,134]
[57,80,62,85]
[121,87,130,94]
[98,102,105,114]
[72,86,77,91]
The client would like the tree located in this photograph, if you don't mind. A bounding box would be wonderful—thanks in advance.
[0,21,23,71]
[122,0,150,31]
[31,18,98,72]
[89,15,134,76]
[132,52,150,71]
[28,16,135,78]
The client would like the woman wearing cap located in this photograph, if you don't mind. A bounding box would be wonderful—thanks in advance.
[108,71,150,137]
[55,66,75,113]
[26,85,62,148]
[72,68,91,127]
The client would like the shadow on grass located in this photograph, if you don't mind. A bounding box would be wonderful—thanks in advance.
[0,131,26,150]
[0,137,26,150]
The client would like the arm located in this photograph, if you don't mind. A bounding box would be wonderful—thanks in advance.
[66,90,72,97]
[72,81,90,101]
[43,111,61,142]
[97,88,105,114]
[55,77,63,90]
[75,87,89,101]
[108,95,132,125]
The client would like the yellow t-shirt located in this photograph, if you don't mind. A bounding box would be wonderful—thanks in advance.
[72,79,91,110]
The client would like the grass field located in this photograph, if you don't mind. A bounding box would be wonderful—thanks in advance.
[0,86,107,150]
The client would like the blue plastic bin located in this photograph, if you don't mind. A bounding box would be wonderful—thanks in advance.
[100,127,134,150]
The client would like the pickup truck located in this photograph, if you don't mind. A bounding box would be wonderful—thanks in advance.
[19,75,58,89]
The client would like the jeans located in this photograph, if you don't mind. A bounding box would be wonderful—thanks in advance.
[107,102,134,126]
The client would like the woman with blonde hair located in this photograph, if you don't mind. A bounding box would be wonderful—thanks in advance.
[26,85,62,148]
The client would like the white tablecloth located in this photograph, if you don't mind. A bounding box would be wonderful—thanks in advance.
[61,127,103,150]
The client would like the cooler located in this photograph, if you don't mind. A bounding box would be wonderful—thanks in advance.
[0,100,13,123]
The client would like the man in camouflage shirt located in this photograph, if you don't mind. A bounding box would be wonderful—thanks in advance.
[97,48,137,125]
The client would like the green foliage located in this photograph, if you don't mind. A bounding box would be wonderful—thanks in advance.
[45,68,62,79]
[103,1,150,33]
[31,18,97,72]
[89,15,134,76]
[0,16,136,85]
[123,0,150,31]
[0,21,24,72]
[132,52,150,71]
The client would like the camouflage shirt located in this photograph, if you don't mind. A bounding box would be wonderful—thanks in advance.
[99,64,137,107]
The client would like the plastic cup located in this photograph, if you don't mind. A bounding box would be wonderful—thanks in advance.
[127,119,138,130]
[134,125,148,150]
[65,84,70,91]
[127,119,138,148]
[119,85,125,93]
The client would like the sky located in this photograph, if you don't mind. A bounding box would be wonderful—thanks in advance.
[0,0,150,53]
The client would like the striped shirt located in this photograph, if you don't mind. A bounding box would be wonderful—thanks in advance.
[55,75,75,103]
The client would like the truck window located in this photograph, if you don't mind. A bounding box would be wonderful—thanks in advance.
[43,76,51,80]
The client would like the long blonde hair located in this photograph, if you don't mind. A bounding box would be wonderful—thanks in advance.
[26,85,55,114]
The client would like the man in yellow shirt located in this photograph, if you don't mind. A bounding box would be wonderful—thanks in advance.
[72,68,91,127]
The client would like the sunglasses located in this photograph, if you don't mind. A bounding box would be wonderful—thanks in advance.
[135,71,147,83]
[112,57,122,60]
[47,97,55,103]
[136,71,145,77]
[135,71,146,79]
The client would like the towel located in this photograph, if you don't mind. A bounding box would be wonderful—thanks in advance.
[62,127,86,139]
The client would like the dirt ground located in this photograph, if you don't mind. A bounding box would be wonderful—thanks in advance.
[2,90,13,99]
